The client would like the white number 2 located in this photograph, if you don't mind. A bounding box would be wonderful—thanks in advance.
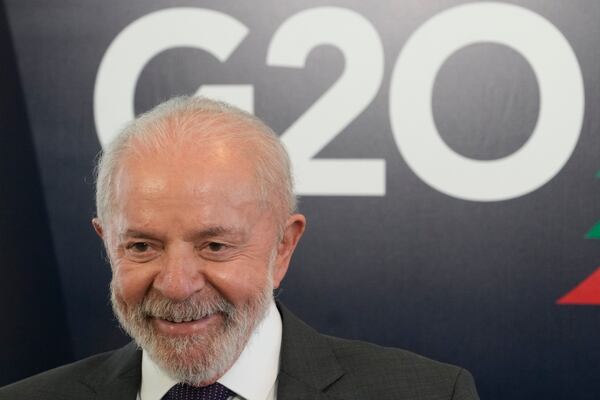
[267,7,385,195]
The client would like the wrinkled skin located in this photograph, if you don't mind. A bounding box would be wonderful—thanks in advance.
[94,136,305,385]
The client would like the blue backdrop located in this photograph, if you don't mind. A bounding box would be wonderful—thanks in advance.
[2,1,600,399]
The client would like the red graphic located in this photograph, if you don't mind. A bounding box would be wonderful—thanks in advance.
[556,172,600,305]
[557,266,600,305]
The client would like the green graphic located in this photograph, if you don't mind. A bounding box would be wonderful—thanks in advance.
[557,170,600,304]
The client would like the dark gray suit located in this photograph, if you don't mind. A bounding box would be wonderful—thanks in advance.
[0,304,479,399]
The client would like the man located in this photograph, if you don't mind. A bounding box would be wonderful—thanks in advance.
[0,97,479,399]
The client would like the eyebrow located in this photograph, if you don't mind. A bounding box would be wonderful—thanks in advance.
[195,226,231,238]
[119,226,244,241]
[189,226,246,242]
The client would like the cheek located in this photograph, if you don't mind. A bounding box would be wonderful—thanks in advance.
[208,262,271,305]
[112,262,156,305]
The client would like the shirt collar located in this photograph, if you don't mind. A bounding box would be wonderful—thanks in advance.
[140,301,282,400]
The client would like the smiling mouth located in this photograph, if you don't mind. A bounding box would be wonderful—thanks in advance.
[159,315,209,323]
[150,312,221,335]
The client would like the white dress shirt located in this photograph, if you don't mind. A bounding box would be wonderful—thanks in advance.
[138,301,281,400]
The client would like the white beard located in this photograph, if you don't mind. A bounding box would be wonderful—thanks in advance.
[110,276,273,386]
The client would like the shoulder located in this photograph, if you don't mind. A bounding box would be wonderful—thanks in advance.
[0,343,140,400]
[324,334,478,399]
[277,303,478,399]
[326,333,457,375]
[0,351,114,399]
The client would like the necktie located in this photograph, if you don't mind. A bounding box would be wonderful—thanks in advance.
[162,382,235,400]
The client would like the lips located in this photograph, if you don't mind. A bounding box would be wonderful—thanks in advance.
[150,313,222,335]
[159,314,210,323]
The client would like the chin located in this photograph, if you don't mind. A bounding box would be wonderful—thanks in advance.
[145,329,245,386]
[109,276,274,384]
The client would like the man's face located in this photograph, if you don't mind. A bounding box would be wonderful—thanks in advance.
[95,136,304,385]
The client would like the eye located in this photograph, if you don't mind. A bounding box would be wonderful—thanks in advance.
[207,242,226,252]
[127,242,151,252]
[198,241,234,261]
[123,241,160,262]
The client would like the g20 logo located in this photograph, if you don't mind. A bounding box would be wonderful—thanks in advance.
[94,2,584,202]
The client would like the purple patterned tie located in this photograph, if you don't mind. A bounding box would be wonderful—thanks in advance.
[162,382,235,400]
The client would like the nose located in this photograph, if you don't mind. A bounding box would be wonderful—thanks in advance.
[152,242,205,301]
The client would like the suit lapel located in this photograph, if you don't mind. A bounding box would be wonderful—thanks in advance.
[81,342,142,400]
[276,303,345,400]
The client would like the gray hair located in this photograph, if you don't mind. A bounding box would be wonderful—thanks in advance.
[95,96,297,226]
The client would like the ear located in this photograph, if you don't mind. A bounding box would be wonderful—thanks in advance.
[92,217,104,239]
[92,218,114,267]
[272,213,306,288]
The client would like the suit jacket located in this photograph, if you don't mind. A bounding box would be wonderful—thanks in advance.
[0,303,479,400]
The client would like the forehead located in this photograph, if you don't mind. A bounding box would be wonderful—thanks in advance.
[115,137,262,210]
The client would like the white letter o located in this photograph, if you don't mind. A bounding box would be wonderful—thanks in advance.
[389,2,584,201]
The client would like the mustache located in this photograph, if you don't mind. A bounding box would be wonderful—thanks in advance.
[140,290,235,322]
